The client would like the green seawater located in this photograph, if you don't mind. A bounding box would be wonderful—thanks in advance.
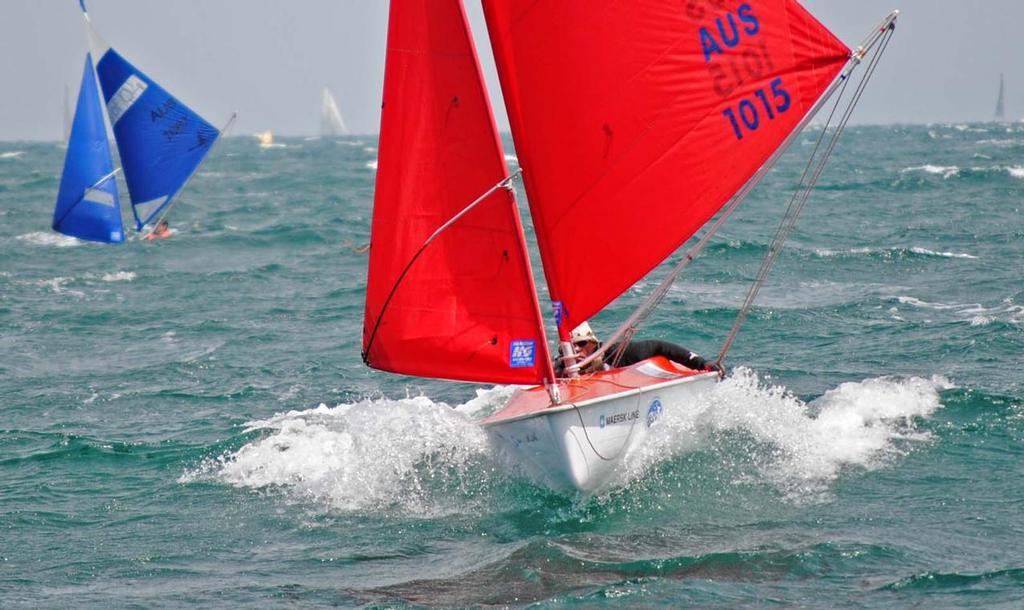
[1,126,1022,608]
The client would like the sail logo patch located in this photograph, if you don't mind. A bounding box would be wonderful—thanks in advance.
[108,75,148,125]
[552,301,567,326]
[510,340,536,368]
[647,398,663,427]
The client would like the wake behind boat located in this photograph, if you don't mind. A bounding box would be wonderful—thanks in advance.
[362,0,897,493]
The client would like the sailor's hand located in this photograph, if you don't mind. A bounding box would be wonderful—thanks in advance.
[705,362,725,379]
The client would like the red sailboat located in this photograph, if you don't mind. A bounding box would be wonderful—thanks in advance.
[363,0,897,492]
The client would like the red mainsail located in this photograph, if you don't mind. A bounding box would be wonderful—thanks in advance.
[482,0,851,331]
[362,0,553,385]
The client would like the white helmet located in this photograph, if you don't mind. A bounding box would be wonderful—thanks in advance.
[569,321,598,345]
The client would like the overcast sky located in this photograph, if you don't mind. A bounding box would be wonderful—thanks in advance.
[2,1,1020,140]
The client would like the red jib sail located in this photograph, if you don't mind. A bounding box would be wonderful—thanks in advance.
[363,0,553,385]
[482,0,851,331]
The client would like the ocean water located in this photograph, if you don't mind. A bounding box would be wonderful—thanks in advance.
[1,125,1022,608]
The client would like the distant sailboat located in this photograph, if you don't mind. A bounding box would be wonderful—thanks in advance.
[256,130,284,148]
[995,73,1006,121]
[320,87,351,137]
[52,1,234,242]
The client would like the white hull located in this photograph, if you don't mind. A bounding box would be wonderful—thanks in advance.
[484,368,718,493]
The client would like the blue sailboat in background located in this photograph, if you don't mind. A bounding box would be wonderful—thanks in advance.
[53,1,231,242]
[52,54,124,243]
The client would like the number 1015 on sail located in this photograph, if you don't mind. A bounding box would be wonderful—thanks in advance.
[722,77,791,140]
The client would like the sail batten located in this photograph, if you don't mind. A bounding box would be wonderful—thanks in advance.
[483,0,851,331]
[363,0,553,386]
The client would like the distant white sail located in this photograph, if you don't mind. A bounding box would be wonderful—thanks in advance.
[995,73,1006,121]
[320,87,350,136]
[62,84,72,146]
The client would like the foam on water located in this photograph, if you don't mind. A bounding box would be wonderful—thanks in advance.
[899,165,959,179]
[895,295,1024,326]
[98,271,136,282]
[907,247,977,259]
[18,271,136,295]
[15,231,82,248]
[619,368,948,502]
[189,371,948,510]
[0,151,24,159]
[186,396,496,515]
[952,124,988,133]
[975,139,1016,146]
[814,246,978,259]
[29,276,84,296]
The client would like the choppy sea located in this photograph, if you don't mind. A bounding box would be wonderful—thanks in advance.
[1,124,1022,608]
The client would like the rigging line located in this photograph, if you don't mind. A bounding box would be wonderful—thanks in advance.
[362,170,522,364]
[570,391,643,463]
[716,26,894,364]
[142,111,239,236]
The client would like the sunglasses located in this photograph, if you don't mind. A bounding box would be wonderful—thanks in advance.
[574,340,592,348]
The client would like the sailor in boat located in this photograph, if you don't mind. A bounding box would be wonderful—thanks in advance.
[557,321,724,378]
[146,220,172,241]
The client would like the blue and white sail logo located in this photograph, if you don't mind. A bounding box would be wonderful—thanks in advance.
[107,75,148,125]
[509,340,536,368]
[647,398,663,427]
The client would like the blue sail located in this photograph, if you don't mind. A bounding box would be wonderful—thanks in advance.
[52,55,125,244]
[93,47,219,230]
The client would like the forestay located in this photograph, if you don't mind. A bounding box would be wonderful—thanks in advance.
[482,0,851,332]
[52,55,125,244]
[362,0,554,385]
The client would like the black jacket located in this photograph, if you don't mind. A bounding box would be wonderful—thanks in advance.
[555,339,711,377]
[605,339,710,370]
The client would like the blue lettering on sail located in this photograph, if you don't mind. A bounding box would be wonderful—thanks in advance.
[701,3,761,63]
[700,27,724,62]
[552,301,567,326]
[510,340,537,368]
[738,3,760,35]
